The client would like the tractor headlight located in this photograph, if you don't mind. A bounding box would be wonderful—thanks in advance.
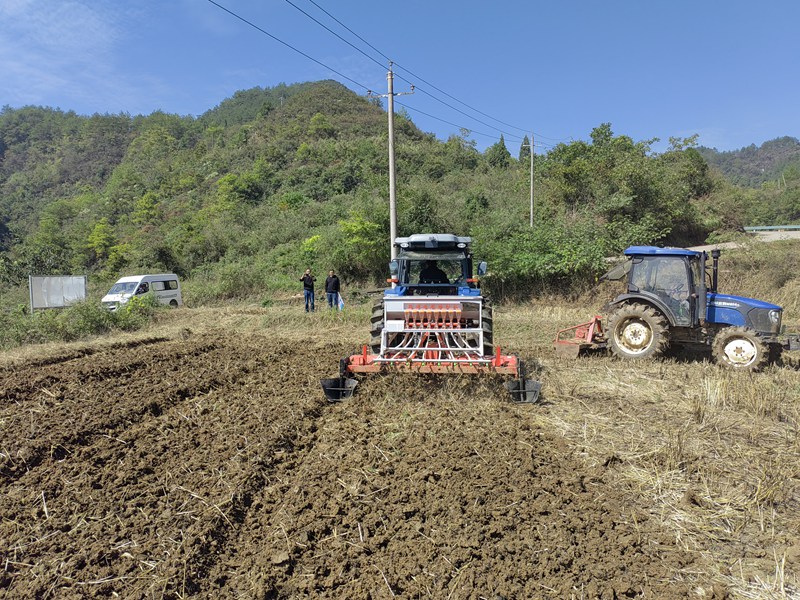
[749,308,781,334]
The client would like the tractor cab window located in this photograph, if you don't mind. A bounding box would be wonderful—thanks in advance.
[398,251,469,286]
[409,259,463,284]
[629,256,691,325]
[690,259,704,291]
[412,259,462,284]
[396,250,469,293]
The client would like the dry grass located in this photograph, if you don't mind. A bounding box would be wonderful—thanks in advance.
[513,317,800,598]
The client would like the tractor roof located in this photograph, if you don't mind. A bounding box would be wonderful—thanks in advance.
[394,234,472,250]
[624,245,701,258]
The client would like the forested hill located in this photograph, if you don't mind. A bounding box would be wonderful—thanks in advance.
[698,137,800,187]
[0,79,794,300]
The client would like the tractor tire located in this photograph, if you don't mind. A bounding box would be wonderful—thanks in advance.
[369,299,384,354]
[607,303,669,360]
[713,327,768,371]
[482,302,494,356]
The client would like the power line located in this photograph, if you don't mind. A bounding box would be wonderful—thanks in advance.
[293,0,569,144]
[208,0,566,148]
[285,0,528,139]
[205,0,375,93]
[299,0,392,64]
[282,0,386,71]
[394,100,510,143]
[395,100,555,149]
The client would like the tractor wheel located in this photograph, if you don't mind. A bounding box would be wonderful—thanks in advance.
[482,302,494,356]
[607,303,668,360]
[369,299,384,354]
[713,327,768,371]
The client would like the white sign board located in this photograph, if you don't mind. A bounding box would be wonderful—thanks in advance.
[29,275,88,312]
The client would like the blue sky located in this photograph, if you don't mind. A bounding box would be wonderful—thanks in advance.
[1,0,798,153]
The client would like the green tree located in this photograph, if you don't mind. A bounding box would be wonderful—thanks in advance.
[86,218,116,264]
[519,135,531,162]
[485,135,511,168]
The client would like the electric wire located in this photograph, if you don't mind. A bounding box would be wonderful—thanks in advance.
[396,101,555,149]
[208,0,565,148]
[205,0,375,93]
[293,0,568,144]
[301,0,539,138]
[282,0,386,72]
[393,101,514,143]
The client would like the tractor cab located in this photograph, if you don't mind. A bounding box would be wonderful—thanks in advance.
[386,234,486,297]
[602,246,707,328]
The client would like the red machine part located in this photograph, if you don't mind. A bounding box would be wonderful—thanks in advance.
[404,303,462,329]
[345,344,522,376]
[553,316,607,358]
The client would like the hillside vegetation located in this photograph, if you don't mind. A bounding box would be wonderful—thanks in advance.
[1,80,798,305]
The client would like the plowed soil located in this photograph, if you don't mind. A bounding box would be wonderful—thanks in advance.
[0,328,715,598]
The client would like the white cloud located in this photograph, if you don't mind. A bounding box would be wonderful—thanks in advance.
[0,0,146,112]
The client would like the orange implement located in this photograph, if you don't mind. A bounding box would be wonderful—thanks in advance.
[553,316,607,358]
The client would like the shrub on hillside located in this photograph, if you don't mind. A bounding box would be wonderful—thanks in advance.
[0,295,162,349]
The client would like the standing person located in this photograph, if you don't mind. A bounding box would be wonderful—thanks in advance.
[300,268,315,312]
[325,270,341,309]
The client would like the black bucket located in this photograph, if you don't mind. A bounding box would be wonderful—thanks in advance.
[320,377,358,402]
[504,379,542,403]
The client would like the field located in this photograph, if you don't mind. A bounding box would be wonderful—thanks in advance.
[2,299,799,599]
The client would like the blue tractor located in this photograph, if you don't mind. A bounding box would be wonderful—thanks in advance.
[322,234,541,402]
[556,246,794,370]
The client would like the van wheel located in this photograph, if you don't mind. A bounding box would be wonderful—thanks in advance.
[169,300,178,308]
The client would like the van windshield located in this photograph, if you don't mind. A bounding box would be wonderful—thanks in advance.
[108,282,137,295]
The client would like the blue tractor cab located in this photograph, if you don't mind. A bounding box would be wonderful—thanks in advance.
[384,234,485,298]
[609,246,782,335]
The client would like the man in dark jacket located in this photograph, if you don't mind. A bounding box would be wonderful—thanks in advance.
[325,270,341,310]
[300,268,315,312]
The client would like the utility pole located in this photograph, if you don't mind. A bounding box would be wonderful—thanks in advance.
[530,132,534,228]
[369,62,413,259]
[522,133,535,228]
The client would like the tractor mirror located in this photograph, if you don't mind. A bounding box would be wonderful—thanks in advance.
[389,260,399,277]
[477,261,487,276]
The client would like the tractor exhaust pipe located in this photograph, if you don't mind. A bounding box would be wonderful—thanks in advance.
[711,249,720,294]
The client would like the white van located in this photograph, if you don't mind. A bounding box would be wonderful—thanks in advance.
[102,274,183,310]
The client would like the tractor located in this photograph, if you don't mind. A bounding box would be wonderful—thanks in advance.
[555,246,798,370]
[321,234,541,402]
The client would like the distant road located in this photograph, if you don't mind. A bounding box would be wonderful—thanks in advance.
[689,229,800,252]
